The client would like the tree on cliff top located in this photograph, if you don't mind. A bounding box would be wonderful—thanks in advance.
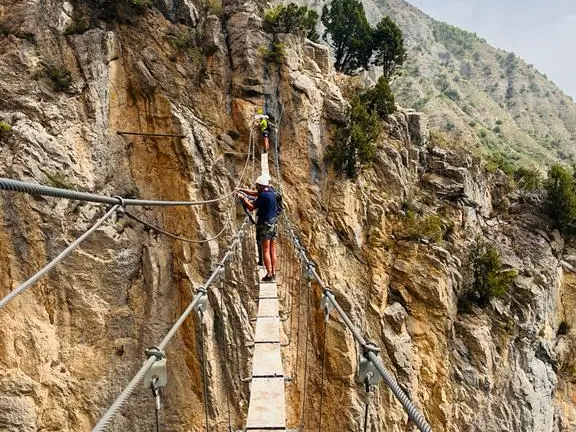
[373,16,407,79]
[321,0,373,74]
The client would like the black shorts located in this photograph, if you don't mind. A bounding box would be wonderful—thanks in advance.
[262,130,269,137]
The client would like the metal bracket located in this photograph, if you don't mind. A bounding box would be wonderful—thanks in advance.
[194,286,209,317]
[357,342,383,387]
[320,291,334,321]
[143,348,168,390]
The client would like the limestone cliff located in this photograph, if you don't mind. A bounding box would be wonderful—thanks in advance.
[0,1,575,432]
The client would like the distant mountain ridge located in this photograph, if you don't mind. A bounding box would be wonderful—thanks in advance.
[359,0,576,168]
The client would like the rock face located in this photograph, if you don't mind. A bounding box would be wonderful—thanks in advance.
[0,1,575,432]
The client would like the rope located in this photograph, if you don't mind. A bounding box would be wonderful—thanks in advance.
[363,391,370,432]
[123,210,229,243]
[282,215,433,432]
[273,103,284,191]
[220,276,233,432]
[317,318,328,432]
[299,272,311,431]
[0,131,252,207]
[91,219,249,432]
[199,310,210,432]
[0,204,120,309]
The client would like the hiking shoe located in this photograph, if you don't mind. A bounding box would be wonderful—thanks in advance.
[261,274,275,282]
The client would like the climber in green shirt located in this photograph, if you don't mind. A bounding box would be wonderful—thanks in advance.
[254,109,271,153]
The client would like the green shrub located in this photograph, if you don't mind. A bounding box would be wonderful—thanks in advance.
[460,239,517,310]
[169,29,196,52]
[359,76,396,117]
[260,43,285,64]
[0,121,12,141]
[264,3,319,41]
[513,167,541,191]
[485,152,516,176]
[45,65,73,92]
[401,213,447,243]
[325,94,381,178]
[545,164,576,230]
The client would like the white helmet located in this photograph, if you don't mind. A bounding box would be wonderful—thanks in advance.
[255,174,270,186]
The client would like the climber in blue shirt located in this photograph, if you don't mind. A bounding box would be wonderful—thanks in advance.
[237,174,278,282]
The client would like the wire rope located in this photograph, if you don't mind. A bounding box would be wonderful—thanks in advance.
[199,310,210,432]
[123,210,229,244]
[0,204,120,309]
[91,219,249,432]
[220,276,233,432]
[317,317,328,432]
[299,271,312,431]
[0,128,253,208]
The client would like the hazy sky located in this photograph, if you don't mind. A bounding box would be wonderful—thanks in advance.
[408,0,576,98]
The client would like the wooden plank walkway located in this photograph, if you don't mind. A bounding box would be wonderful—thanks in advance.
[246,268,286,430]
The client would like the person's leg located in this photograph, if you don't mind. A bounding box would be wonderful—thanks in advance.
[257,241,263,266]
[262,239,272,276]
[262,132,269,153]
[270,239,277,276]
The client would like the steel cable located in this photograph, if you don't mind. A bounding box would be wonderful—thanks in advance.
[220,276,233,432]
[0,129,253,207]
[282,215,433,432]
[91,219,249,432]
[317,317,328,432]
[299,272,312,431]
[199,310,210,432]
[123,210,229,244]
[0,204,120,309]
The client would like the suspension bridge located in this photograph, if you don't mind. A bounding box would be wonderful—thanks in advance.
[0,121,433,432]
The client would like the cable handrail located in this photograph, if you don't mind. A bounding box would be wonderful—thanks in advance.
[0,205,121,309]
[91,217,249,432]
[281,216,433,432]
[0,128,254,208]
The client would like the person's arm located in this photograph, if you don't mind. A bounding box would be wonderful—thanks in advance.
[238,188,258,196]
[236,191,257,211]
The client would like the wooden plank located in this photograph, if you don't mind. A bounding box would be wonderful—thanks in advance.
[258,298,279,317]
[252,343,283,377]
[246,377,286,429]
[261,153,270,175]
[254,317,280,343]
[259,284,278,298]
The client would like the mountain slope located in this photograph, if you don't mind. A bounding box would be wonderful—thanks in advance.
[364,0,576,168]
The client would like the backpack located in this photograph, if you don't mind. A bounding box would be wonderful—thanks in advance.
[274,190,283,215]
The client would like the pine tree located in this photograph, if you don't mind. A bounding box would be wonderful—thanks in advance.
[321,0,373,74]
[372,16,406,79]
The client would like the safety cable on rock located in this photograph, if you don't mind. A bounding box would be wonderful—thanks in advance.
[219,275,233,432]
[0,128,252,207]
[282,216,433,432]
[299,270,312,431]
[91,218,249,432]
[199,309,210,432]
[317,313,329,432]
[123,209,229,244]
[0,204,120,310]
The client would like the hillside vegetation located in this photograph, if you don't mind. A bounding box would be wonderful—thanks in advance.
[368,0,576,169]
